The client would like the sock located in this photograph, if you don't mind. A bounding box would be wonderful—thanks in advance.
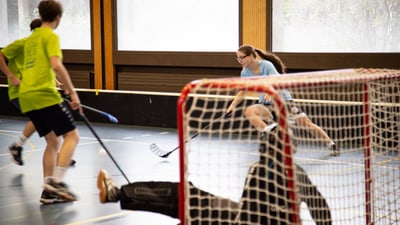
[15,134,28,147]
[54,166,68,182]
[326,141,335,147]
[262,122,278,132]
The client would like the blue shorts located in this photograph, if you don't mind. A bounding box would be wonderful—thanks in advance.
[26,101,76,137]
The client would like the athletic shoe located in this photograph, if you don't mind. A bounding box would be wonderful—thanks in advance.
[97,169,119,203]
[329,143,340,156]
[44,178,78,201]
[8,144,23,166]
[40,190,72,204]
[70,159,76,167]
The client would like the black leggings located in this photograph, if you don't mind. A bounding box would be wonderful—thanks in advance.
[117,164,331,225]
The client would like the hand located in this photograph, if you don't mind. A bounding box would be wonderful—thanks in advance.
[9,76,21,87]
[68,92,83,114]
[55,79,63,88]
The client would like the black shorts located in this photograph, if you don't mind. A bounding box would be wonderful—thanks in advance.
[26,101,76,137]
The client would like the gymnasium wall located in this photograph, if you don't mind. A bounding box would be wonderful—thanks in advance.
[0,86,179,128]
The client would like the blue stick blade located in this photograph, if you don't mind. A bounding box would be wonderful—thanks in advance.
[107,114,119,123]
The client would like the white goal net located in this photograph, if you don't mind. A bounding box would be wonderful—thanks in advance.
[177,68,400,225]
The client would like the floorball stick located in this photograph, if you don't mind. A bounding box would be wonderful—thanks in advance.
[64,98,118,123]
[149,113,230,158]
[80,113,130,183]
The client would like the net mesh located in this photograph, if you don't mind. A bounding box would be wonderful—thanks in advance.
[178,68,400,225]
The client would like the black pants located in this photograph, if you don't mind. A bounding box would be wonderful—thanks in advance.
[118,163,331,225]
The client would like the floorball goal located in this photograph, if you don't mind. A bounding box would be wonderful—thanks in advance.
[177,68,400,225]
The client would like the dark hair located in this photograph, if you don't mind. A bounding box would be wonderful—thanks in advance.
[238,44,286,74]
[38,0,63,22]
[30,18,42,31]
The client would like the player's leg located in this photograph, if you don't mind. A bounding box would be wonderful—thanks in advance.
[292,108,339,156]
[56,129,79,168]
[8,120,35,165]
[50,102,79,200]
[295,164,332,225]
[97,169,238,221]
[41,131,67,203]
[97,169,179,217]
[7,99,36,165]
[244,104,276,132]
[28,109,67,203]
[7,98,77,166]
[29,104,78,203]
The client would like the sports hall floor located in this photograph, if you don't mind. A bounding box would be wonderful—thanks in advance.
[1,115,398,225]
[0,115,181,225]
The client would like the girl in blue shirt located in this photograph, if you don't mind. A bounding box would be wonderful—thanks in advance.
[227,44,339,156]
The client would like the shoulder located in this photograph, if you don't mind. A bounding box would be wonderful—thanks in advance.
[1,38,26,56]
[259,60,279,75]
[5,38,26,48]
[259,60,274,68]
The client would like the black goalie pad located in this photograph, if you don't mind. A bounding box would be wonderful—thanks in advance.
[120,181,179,218]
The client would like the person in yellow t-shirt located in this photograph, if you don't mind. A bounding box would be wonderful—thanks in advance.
[19,0,82,204]
[0,18,76,169]
[0,19,42,166]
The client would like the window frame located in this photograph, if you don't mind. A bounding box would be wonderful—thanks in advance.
[61,0,399,71]
[112,0,242,69]
[267,0,400,70]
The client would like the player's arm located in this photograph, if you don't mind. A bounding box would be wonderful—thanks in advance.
[50,56,82,114]
[226,90,246,114]
[55,78,70,96]
[0,52,20,86]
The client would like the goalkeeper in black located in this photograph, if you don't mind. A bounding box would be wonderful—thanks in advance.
[97,124,332,225]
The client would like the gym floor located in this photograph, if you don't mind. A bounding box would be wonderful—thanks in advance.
[0,115,181,225]
[1,116,398,225]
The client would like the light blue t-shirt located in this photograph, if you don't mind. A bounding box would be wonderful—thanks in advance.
[240,60,292,102]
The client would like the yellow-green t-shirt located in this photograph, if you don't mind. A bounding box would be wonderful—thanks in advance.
[1,38,26,101]
[19,27,63,113]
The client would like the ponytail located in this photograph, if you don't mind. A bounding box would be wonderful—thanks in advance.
[254,49,286,74]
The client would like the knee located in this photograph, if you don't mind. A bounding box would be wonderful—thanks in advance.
[244,107,255,119]
[64,129,80,143]
[244,105,260,119]
[46,136,62,150]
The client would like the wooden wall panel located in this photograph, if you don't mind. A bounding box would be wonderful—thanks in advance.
[103,0,115,89]
[69,70,92,89]
[241,0,267,49]
[92,0,103,89]
[118,72,230,92]
[0,71,91,89]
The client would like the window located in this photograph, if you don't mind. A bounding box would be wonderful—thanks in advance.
[273,0,400,52]
[117,0,239,52]
[0,0,91,50]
